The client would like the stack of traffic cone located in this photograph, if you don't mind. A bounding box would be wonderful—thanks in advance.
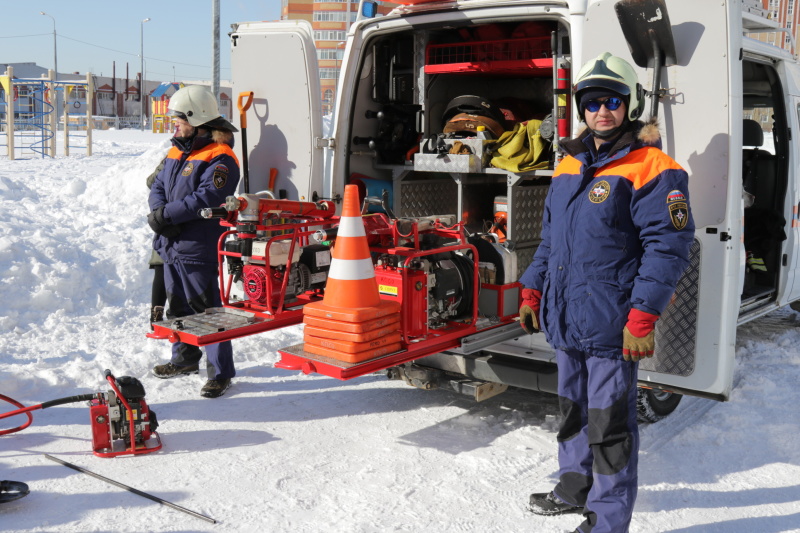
[302,184,402,363]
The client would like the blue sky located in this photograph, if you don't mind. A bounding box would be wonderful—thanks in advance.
[0,1,281,82]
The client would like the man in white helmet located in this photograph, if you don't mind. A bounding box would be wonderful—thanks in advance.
[518,53,694,532]
[148,85,240,398]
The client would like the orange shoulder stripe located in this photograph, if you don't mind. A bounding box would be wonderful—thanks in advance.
[553,155,583,177]
[595,146,683,189]
[166,146,183,160]
[187,143,240,167]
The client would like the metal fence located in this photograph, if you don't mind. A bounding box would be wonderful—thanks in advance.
[117,117,142,129]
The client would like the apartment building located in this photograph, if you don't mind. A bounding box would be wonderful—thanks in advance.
[282,0,392,114]
[758,0,799,49]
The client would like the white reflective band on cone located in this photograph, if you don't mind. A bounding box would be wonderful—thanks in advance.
[327,258,375,280]
[336,216,367,238]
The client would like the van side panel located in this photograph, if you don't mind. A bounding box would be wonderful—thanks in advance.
[230,21,324,201]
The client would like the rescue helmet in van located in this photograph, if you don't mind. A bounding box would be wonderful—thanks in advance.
[442,95,507,130]
[573,52,645,122]
[168,85,238,132]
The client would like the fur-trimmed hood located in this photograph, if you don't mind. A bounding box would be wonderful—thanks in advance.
[561,117,662,159]
[637,117,661,145]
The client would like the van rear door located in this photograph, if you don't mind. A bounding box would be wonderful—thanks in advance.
[230,20,324,201]
[583,0,738,400]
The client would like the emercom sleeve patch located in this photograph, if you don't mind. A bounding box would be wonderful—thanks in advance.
[212,164,228,189]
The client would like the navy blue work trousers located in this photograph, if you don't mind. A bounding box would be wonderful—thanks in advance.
[553,349,639,533]
[164,261,235,380]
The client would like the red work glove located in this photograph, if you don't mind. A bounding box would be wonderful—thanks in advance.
[519,288,542,335]
[622,308,659,362]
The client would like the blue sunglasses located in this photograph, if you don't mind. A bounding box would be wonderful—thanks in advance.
[583,97,623,113]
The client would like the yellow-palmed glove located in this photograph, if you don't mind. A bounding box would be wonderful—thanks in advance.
[519,288,542,335]
[622,308,658,362]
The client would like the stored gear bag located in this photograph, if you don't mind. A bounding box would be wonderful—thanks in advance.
[489,120,551,172]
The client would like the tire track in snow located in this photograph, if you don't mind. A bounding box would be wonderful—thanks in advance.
[640,394,718,454]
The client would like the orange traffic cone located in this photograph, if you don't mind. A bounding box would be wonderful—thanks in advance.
[302,184,401,363]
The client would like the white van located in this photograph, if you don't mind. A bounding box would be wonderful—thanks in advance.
[192,0,800,421]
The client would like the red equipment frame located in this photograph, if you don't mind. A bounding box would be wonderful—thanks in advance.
[277,218,521,380]
[92,373,162,458]
[425,36,553,76]
[148,199,523,382]
[150,209,338,346]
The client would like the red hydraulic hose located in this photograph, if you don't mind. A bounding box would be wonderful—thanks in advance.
[1,393,95,436]
[0,394,34,435]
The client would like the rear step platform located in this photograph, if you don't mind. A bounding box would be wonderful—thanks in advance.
[149,306,305,346]
[276,322,523,380]
[150,306,524,381]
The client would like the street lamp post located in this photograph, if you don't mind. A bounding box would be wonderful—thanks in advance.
[140,17,151,131]
[39,12,58,81]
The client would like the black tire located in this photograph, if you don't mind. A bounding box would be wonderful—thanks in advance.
[636,388,682,423]
[790,300,800,313]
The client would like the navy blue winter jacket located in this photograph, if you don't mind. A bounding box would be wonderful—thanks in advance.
[149,133,240,265]
[519,120,694,359]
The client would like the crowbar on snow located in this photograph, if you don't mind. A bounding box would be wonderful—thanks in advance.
[44,454,216,524]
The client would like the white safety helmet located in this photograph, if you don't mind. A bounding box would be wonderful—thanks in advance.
[168,85,237,132]
[573,52,645,122]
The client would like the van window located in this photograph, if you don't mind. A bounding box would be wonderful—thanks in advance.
[745,108,776,154]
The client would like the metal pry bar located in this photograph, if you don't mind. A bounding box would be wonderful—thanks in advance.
[44,454,216,524]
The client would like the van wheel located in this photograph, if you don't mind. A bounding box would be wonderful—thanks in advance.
[636,388,682,423]
[790,300,800,313]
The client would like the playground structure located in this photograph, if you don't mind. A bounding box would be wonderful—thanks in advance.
[2,68,232,158]
[150,82,183,134]
[1,66,93,160]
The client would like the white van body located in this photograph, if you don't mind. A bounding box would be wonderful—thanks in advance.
[228,0,800,417]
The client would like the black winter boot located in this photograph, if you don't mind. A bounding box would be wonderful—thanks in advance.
[150,306,164,331]
[152,362,199,379]
[529,491,584,516]
[200,378,232,398]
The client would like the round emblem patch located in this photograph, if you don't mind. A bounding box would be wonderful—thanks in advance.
[588,180,611,204]
[181,162,194,177]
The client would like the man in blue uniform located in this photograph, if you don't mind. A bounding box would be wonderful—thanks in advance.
[519,53,694,532]
[148,85,240,398]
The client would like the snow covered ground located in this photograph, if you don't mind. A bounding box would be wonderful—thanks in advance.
[1,130,800,532]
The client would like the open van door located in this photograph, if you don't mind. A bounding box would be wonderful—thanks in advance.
[583,0,739,400]
[230,20,324,201]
